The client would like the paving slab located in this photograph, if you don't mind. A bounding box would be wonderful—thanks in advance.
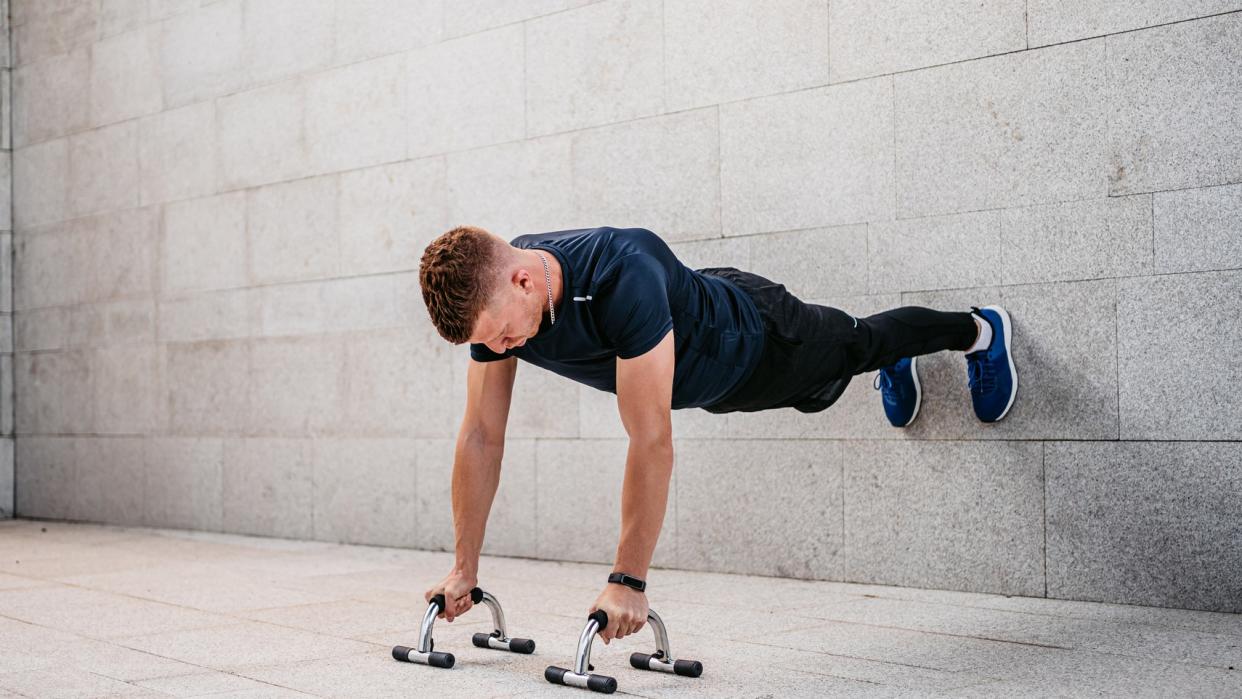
[0,519,1237,697]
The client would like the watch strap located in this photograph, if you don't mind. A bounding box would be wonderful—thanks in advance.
[608,572,646,592]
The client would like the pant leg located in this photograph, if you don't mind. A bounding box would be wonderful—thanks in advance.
[842,306,978,375]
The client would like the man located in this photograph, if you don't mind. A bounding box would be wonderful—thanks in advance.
[418,225,1017,646]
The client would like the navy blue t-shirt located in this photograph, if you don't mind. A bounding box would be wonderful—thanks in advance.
[469,227,765,410]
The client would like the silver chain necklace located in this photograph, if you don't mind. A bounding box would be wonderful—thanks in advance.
[535,251,554,325]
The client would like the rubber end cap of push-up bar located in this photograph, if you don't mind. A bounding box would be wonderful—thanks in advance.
[428,651,455,669]
[470,587,484,604]
[588,609,609,631]
[392,645,412,662]
[674,659,704,677]
[545,666,567,684]
[587,674,618,694]
[509,637,536,654]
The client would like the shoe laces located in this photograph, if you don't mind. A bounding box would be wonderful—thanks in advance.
[872,364,904,401]
[966,353,996,394]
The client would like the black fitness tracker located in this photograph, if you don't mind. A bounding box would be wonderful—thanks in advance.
[608,572,646,592]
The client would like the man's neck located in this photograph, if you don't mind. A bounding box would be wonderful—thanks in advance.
[528,248,563,315]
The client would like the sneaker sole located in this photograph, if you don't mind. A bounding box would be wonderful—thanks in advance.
[903,355,922,427]
[980,304,1017,421]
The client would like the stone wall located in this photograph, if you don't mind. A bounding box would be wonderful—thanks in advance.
[9,1,1242,612]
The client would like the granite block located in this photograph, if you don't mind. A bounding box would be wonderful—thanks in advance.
[1107,13,1242,194]
[340,327,455,438]
[247,175,339,284]
[339,159,448,277]
[445,135,576,239]
[158,0,245,107]
[1153,183,1242,274]
[13,437,76,519]
[143,437,225,531]
[748,225,869,299]
[163,192,247,295]
[76,206,158,302]
[11,46,89,148]
[895,39,1108,218]
[13,139,68,229]
[221,438,314,539]
[157,288,256,343]
[164,339,249,435]
[1118,270,1242,440]
[524,0,664,137]
[664,0,829,111]
[1001,195,1154,285]
[534,439,677,568]
[89,24,161,127]
[68,121,140,218]
[12,1,95,66]
[73,437,145,526]
[828,0,1025,82]
[1028,0,1242,46]
[137,100,217,206]
[842,440,1044,596]
[91,343,160,434]
[868,211,1002,294]
[406,25,525,158]
[306,53,406,175]
[247,335,345,436]
[676,438,842,579]
[720,77,894,236]
[443,0,595,38]
[334,0,442,64]
[311,438,417,547]
[14,223,88,309]
[15,350,93,435]
[241,0,334,87]
[217,79,308,190]
[667,236,750,272]
[1046,441,1242,613]
[570,108,720,242]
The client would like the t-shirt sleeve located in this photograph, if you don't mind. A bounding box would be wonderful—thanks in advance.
[469,343,511,362]
[600,254,674,359]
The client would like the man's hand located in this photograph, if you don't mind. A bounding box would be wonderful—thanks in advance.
[590,583,649,645]
[425,568,479,622]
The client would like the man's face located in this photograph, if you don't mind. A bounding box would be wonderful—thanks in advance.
[468,275,542,354]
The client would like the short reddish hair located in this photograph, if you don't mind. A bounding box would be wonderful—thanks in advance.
[418,225,509,344]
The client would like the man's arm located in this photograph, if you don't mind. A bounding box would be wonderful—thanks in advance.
[613,329,676,579]
[426,355,518,622]
[450,356,517,577]
[589,329,674,644]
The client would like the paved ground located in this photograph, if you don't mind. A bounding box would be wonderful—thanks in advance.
[0,519,1238,698]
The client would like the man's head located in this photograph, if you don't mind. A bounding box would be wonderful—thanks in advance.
[418,225,546,354]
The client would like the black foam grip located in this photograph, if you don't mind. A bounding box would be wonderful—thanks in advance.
[471,632,491,648]
[509,637,536,654]
[391,645,412,662]
[430,593,445,612]
[587,674,618,694]
[470,587,484,604]
[545,666,568,685]
[629,652,651,670]
[428,651,455,669]
[674,659,703,678]
[589,609,609,631]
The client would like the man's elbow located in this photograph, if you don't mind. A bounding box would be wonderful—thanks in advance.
[628,430,674,454]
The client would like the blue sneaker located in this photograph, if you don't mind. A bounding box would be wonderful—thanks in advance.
[873,356,921,427]
[965,305,1018,422]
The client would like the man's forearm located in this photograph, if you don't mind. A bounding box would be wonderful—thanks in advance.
[451,433,503,577]
[613,437,674,580]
